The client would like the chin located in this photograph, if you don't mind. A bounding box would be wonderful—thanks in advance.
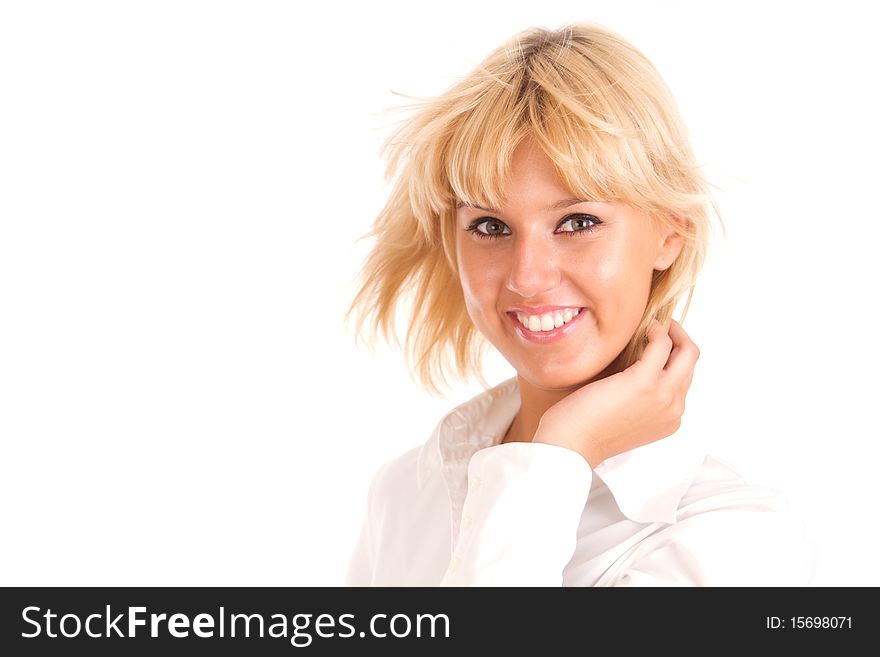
[517,362,607,391]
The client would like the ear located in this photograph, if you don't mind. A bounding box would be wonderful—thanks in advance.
[653,214,686,272]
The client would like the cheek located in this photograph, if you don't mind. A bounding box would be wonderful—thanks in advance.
[456,246,481,300]
[592,250,653,323]
[456,244,505,324]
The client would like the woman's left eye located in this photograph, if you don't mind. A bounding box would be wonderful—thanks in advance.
[557,214,603,235]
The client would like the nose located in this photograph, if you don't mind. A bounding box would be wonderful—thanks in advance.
[505,230,562,299]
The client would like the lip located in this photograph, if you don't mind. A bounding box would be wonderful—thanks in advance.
[506,304,584,315]
[507,307,588,344]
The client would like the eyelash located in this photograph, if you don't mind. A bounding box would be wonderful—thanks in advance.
[464,214,604,240]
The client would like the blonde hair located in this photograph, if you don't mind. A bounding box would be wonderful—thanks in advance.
[345,23,723,397]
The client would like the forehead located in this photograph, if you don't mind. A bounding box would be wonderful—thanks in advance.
[454,139,587,212]
[505,141,570,196]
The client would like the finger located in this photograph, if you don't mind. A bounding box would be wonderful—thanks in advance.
[638,318,674,375]
[662,319,700,382]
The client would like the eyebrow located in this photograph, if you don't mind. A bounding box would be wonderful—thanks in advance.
[455,198,592,212]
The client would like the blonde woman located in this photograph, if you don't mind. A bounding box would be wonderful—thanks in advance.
[345,24,814,586]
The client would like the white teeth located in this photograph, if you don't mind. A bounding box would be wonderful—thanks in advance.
[515,308,583,332]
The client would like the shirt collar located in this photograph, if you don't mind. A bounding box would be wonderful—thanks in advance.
[417,375,707,525]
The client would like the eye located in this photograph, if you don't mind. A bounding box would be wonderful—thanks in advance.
[464,213,604,241]
[557,214,603,236]
[465,218,512,239]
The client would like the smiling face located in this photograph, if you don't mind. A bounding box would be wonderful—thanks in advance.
[454,138,684,391]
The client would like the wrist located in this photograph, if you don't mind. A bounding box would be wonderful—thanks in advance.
[532,430,602,469]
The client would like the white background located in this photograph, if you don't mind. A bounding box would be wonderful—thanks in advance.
[1,1,877,586]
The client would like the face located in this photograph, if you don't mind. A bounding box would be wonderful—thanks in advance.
[455,138,683,391]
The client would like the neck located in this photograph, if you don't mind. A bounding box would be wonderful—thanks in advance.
[501,353,627,445]
[501,378,573,444]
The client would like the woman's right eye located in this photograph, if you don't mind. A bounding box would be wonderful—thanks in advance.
[465,218,511,239]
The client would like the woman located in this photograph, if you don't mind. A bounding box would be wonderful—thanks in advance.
[344,23,814,586]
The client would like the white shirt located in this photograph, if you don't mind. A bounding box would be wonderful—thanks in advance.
[346,376,816,586]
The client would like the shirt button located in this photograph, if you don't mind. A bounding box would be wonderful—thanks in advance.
[461,515,473,530]
[471,475,482,490]
[450,556,461,572]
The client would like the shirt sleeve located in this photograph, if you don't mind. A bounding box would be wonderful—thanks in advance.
[440,442,592,586]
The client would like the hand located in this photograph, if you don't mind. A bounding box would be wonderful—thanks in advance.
[532,319,700,468]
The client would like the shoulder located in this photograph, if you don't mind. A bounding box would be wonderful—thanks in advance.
[362,444,423,511]
[682,455,800,515]
[670,455,817,585]
[365,378,520,504]
[368,444,422,494]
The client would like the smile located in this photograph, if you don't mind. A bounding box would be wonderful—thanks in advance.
[507,308,588,344]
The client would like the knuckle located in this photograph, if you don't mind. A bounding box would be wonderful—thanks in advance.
[657,387,675,408]
[663,413,681,432]
[674,398,686,417]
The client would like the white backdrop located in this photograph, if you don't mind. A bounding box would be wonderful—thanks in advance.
[1,0,877,586]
